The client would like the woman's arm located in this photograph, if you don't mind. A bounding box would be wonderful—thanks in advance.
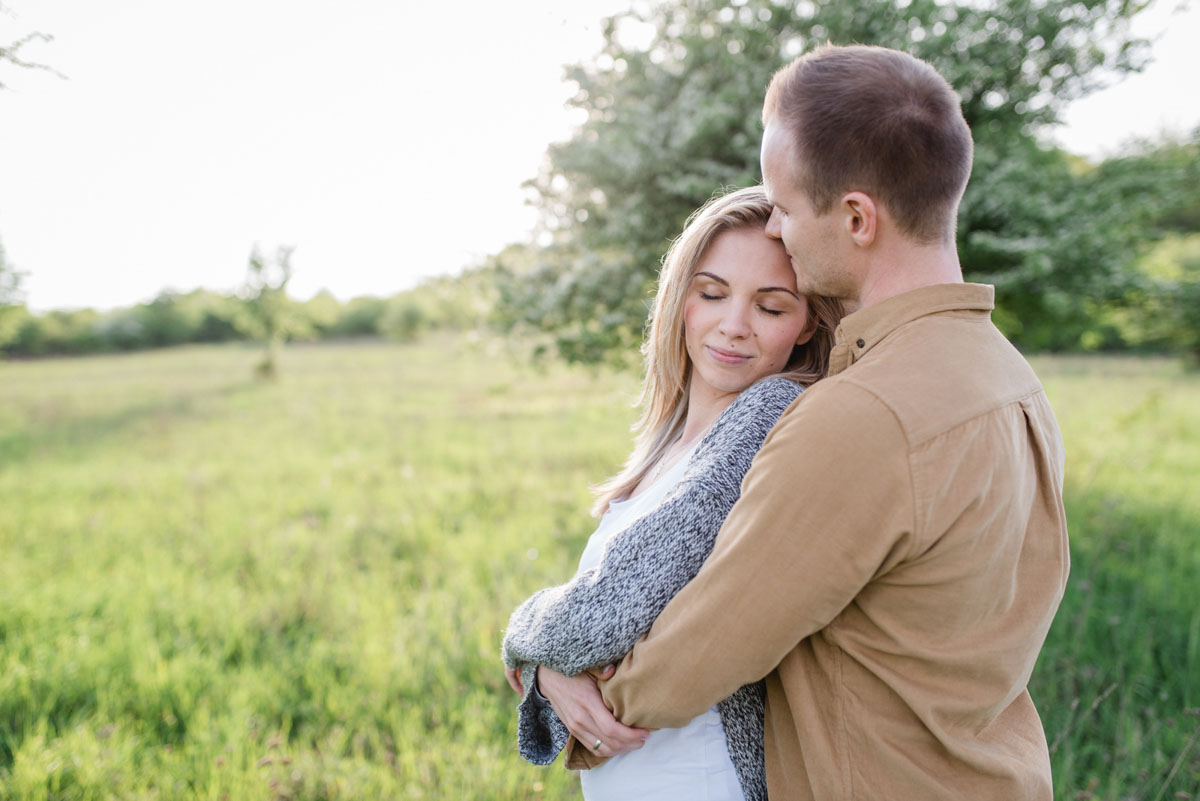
[502,378,801,762]
[503,377,800,675]
[503,484,746,674]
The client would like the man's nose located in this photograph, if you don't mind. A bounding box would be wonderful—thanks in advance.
[765,207,782,239]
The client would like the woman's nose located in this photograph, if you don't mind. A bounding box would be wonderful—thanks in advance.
[719,304,752,338]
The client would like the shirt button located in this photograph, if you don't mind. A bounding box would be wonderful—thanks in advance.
[856,339,865,348]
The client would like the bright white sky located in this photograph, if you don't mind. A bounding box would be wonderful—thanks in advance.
[1,0,1197,312]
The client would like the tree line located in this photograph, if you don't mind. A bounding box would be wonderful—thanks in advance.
[0,251,496,359]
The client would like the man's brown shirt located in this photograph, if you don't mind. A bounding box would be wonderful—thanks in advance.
[583,283,1068,800]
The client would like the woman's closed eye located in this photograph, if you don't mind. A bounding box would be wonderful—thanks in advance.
[698,290,790,316]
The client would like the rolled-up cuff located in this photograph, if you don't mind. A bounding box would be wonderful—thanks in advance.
[515,664,570,765]
[527,664,551,707]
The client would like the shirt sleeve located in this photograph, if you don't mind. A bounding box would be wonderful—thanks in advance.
[600,380,917,729]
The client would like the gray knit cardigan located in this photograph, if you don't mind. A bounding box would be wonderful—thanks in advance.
[502,376,803,801]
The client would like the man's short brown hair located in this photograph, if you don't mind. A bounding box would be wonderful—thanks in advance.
[763,44,973,244]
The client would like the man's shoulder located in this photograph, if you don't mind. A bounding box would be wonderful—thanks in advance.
[853,318,1043,441]
[771,373,907,450]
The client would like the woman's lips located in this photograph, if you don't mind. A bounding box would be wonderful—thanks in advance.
[706,346,751,365]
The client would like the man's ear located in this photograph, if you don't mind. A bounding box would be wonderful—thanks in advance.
[841,192,877,247]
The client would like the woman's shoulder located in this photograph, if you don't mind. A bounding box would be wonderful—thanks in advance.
[726,376,804,416]
[686,378,805,473]
[704,377,804,442]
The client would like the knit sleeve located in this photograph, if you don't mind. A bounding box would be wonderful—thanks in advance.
[502,377,800,763]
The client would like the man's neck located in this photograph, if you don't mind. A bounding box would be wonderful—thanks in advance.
[845,238,963,315]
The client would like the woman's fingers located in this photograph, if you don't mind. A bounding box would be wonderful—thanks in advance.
[584,663,617,681]
[537,667,648,755]
[572,682,648,755]
[584,703,649,755]
[582,731,608,756]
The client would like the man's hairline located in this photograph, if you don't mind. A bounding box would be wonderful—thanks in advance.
[764,114,931,232]
[760,118,806,214]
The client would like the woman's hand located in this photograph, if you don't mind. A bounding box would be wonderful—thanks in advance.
[536,665,650,758]
[504,666,524,696]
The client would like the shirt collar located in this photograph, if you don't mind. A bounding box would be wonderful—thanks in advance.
[828,283,996,375]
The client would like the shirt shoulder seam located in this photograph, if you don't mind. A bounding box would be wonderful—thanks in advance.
[808,377,920,546]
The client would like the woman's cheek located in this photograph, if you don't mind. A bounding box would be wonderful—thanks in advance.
[765,330,791,371]
[777,323,806,369]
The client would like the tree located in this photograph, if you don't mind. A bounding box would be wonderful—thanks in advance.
[497,0,1157,362]
[3,2,61,354]
[295,290,343,339]
[1,2,63,89]
[240,244,297,378]
[1123,234,1200,361]
[0,236,26,351]
[1091,131,1200,359]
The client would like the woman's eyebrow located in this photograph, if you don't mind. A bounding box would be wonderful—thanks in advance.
[693,271,729,286]
[759,286,800,298]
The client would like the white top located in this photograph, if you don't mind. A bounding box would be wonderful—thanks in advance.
[575,443,745,801]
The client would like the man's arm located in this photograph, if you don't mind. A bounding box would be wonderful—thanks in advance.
[600,381,917,728]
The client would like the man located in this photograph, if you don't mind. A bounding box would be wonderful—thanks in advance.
[543,44,1069,800]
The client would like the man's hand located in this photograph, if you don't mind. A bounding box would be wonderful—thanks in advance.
[537,665,650,757]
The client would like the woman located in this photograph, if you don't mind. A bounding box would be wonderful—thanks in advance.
[502,186,842,801]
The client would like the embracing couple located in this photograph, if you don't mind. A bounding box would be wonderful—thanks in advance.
[503,44,1068,801]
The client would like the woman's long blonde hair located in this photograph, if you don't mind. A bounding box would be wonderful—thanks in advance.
[591,186,844,516]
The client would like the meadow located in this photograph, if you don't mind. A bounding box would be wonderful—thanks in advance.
[0,339,1197,800]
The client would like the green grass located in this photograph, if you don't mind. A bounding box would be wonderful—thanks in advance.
[1029,355,1200,800]
[0,341,1197,800]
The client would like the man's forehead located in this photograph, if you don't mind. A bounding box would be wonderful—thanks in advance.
[760,124,792,198]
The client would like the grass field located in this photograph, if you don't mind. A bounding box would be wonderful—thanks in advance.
[1,339,1197,800]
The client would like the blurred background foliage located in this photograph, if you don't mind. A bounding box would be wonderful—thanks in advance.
[2,0,1199,365]
[489,0,1200,363]
[0,263,499,359]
